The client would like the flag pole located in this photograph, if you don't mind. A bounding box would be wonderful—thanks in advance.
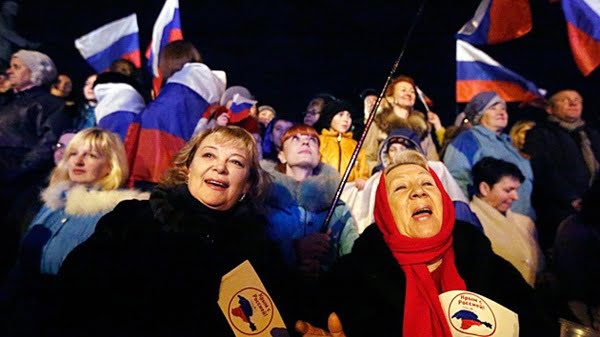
[322,0,429,231]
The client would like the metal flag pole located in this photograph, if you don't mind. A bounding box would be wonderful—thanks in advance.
[322,0,429,230]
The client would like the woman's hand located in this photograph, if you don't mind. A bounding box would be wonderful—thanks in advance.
[354,179,366,191]
[295,312,346,337]
[295,232,331,262]
[427,111,444,130]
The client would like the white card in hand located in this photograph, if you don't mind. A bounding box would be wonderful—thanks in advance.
[218,260,289,337]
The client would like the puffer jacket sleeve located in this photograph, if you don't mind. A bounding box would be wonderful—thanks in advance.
[330,202,359,257]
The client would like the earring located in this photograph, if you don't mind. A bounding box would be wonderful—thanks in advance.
[239,193,246,202]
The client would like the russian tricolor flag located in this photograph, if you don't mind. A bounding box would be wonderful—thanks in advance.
[228,94,257,123]
[457,0,532,45]
[74,14,141,72]
[94,83,145,141]
[456,40,545,103]
[126,63,225,186]
[562,0,600,76]
[146,0,183,93]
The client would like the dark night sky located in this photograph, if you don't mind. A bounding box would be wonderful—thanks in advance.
[14,0,600,125]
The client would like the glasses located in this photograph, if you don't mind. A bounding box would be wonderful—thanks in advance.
[52,142,66,151]
[305,110,320,117]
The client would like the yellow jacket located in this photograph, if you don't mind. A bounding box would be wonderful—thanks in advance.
[319,129,370,182]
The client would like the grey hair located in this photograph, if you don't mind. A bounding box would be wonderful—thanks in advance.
[384,150,429,175]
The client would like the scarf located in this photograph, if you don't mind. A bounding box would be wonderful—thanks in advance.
[374,167,466,337]
[549,115,599,186]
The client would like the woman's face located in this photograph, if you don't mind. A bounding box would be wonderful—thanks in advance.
[385,164,443,238]
[187,134,251,211]
[330,110,352,133]
[67,144,111,185]
[54,132,76,165]
[390,81,416,108]
[279,133,320,171]
[258,109,275,126]
[480,103,508,133]
[272,120,293,149]
[481,176,521,214]
[215,113,230,126]
[83,74,97,101]
[53,75,73,98]
[304,100,324,126]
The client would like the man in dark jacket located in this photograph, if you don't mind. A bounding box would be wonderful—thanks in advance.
[524,89,600,251]
[0,49,67,280]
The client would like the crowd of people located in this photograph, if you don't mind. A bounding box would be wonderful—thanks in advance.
[0,42,599,336]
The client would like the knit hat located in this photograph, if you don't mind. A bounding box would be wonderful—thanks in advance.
[220,86,253,106]
[464,91,505,124]
[258,105,276,115]
[12,50,57,87]
[314,99,357,133]
[378,128,423,169]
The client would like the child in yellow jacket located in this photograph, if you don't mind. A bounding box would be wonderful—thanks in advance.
[316,99,370,190]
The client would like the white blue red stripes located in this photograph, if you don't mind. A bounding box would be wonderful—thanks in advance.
[94,83,145,140]
[125,63,225,184]
[228,94,257,123]
[147,0,183,77]
[456,40,544,102]
[562,0,600,75]
[457,0,532,45]
[74,14,141,72]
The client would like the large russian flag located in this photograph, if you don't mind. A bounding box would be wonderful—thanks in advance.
[126,63,225,185]
[562,0,600,76]
[94,83,145,141]
[74,14,141,72]
[457,0,532,45]
[146,0,183,94]
[456,40,545,103]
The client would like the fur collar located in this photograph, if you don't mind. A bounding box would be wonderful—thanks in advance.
[261,160,340,212]
[41,181,149,215]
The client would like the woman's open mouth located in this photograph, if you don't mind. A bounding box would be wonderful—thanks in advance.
[412,206,433,220]
[205,179,229,189]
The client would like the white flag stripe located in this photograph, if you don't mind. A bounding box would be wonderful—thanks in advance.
[456,40,501,66]
[149,0,180,74]
[75,14,139,58]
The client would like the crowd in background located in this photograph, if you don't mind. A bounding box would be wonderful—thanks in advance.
[0,42,599,336]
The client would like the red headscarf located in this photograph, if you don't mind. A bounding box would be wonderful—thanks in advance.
[374,165,466,337]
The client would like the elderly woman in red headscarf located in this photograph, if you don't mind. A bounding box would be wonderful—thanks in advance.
[296,150,557,337]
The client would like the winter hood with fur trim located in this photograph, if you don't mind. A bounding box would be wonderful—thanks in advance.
[41,181,149,215]
[261,160,340,212]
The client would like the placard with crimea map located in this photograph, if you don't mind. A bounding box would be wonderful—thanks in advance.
[218,260,290,337]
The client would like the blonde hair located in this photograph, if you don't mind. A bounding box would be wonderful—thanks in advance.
[162,126,271,202]
[509,120,536,151]
[384,149,429,175]
[50,128,128,190]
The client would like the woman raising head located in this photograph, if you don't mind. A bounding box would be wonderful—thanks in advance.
[56,126,296,337]
[298,150,556,337]
[261,124,359,276]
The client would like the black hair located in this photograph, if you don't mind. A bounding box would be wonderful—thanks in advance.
[472,157,525,196]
